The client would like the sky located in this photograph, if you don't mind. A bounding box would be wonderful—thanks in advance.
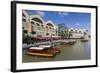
[24,10,91,32]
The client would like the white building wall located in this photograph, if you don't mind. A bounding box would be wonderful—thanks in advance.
[22,10,30,31]
[72,33,84,38]
[68,28,88,39]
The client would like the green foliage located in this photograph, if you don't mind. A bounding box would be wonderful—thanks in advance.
[58,23,72,39]
[23,30,37,44]
[68,31,72,38]
[23,33,36,44]
[23,33,31,44]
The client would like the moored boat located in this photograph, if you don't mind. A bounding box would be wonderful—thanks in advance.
[60,40,76,45]
[66,41,76,45]
[81,39,88,42]
[27,45,60,57]
[27,51,54,57]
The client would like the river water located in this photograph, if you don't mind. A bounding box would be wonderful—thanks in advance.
[22,40,91,63]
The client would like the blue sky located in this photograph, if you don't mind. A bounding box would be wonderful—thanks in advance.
[24,10,91,32]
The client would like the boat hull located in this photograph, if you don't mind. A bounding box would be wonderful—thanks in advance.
[27,47,60,57]
[27,52,54,57]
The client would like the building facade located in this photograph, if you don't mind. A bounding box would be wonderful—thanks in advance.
[22,10,58,38]
[68,28,89,39]
[22,10,89,39]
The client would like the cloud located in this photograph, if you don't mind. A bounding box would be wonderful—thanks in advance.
[74,23,80,26]
[58,12,69,17]
[36,11,45,17]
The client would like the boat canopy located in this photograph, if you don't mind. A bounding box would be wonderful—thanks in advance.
[29,47,44,50]
[39,45,51,48]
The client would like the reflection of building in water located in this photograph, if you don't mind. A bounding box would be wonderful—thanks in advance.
[22,10,89,39]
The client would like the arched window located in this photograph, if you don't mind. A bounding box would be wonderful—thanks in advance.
[32,18,43,24]
[31,21,34,24]
[46,23,53,27]
[36,23,40,26]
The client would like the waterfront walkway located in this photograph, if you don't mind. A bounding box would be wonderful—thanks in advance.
[23,39,77,49]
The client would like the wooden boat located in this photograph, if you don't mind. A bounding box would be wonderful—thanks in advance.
[60,40,76,45]
[66,41,76,45]
[27,52,54,57]
[27,46,60,57]
[81,39,88,42]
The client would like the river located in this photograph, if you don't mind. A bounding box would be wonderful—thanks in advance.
[22,40,91,63]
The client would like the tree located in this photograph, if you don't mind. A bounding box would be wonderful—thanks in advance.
[60,31,65,39]
[68,31,73,38]
[23,33,31,44]
[58,23,69,39]
[23,31,36,44]
[64,29,69,38]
